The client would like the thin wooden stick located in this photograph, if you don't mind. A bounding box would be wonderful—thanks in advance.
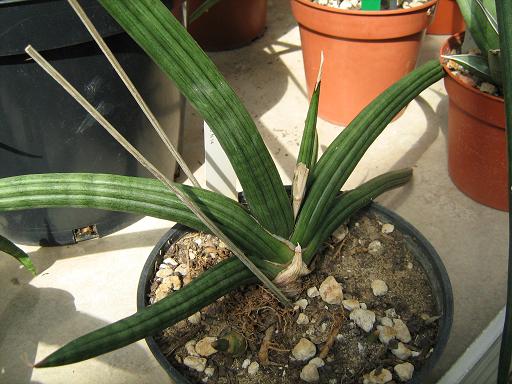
[25,44,291,307]
[66,0,200,188]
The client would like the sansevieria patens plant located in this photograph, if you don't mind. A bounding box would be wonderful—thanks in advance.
[443,0,502,89]
[0,0,446,369]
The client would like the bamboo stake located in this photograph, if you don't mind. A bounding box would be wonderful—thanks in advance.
[67,0,200,188]
[25,45,291,307]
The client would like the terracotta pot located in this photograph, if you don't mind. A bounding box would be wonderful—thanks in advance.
[441,33,507,211]
[427,0,464,35]
[290,0,437,126]
[187,0,267,51]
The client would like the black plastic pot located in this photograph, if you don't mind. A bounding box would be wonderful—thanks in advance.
[0,0,181,245]
[138,203,453,384]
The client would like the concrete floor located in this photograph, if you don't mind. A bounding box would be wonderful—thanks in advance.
[0,1,508,383]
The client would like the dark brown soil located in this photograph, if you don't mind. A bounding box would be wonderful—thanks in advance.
[148,210,441,384]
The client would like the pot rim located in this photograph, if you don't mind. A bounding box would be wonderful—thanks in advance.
[292,0,437,17]
[138,202,453,384]
[440,31,504,104]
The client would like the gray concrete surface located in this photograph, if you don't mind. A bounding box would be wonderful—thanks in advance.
[0,1,507,383]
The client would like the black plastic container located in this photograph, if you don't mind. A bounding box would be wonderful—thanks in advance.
[138,203,454,384]
[0,0,181,245]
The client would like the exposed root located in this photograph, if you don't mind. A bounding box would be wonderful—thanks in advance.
[319,315,343,359]
[258,325,275,365]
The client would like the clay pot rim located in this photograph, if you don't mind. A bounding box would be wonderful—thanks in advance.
[440,31,504,104]
[292,0,437,16]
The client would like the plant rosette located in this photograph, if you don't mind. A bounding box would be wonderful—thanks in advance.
[441,32,507,211]
[290,0,438,126]
[139,204,453,384]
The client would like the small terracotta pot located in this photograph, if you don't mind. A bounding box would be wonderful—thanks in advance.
[427,0,464,35]
[290,0,437,126]
[187,0,267,51]
[441,33,507,211]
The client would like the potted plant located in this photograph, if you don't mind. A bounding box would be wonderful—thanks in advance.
[440,0,505,210]
[289,0,438,126]
[427,0,465,35]
[187,0,268,51]
[0,0,453,382]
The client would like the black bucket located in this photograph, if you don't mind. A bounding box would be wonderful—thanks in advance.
[137,203,454,384]
[0,0,182,245]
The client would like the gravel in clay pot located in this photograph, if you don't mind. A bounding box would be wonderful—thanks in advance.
[139,204,453,384]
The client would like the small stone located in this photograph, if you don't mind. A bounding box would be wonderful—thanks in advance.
[385,308,398,318]
[204,367,215,377]
[391,342,412,360]
[294,298,309,310]
[300,363,320,382]
[320,322,328,332]
[184,356,207,372]
[185,340,198,356]
[309,357,325,368]
[248,361,259,375]
[159,263,170,270]
[479,81,498,95]
[368,240,383,255]
[407,262,413,270]
[195,336,217,357]
[154,284,172,302]
[175,264,189,276]
[363,368,392,384]
[292,338,316,361]
[242,359,251,369]
[297,313,310,325]
[188,249,197,260]
[458,74,477,88]
[339,0,352,9]
[336,334,344,342]
[307,286,320,298]
[193,237,203,246]
[349,308,376,332]
[188,312,202,324]
[168,275,182,290]
[357,342,365,354]
[156,268,173,278]
[319,276,344,305]
[360,302,367,310]
[380,317,394,327]
[377,325,397,345]
[381,223,395,234]
[393,319,412,343]
[371,280,388,296]
[394,362,414,381]
[329,379,337,384]
[332,224,348,241]
[342,299,361,311]
[163,257,179,266]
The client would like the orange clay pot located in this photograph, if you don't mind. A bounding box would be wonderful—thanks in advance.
[427,0,464,35]
[290,0,437,126]
[187,0,267,51]
[441,33,507,211]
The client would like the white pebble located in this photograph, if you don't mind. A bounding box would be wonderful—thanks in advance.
[394,362,414,381]
[175,264,189,276]
[393,319,412,343]
[300,363,320,382]
[195,336,217,357]
[349,309,376,332]
[368,240,383,255]
[297,313,310,325]
[385,308,398,318]
[242,359,251,369]
[204,367,215,377]
[183,356,207,372]
[377,325,397,345]
[188,249,196,260]
[187,312,201,324]
[391,342,412,360]
[163,257,179,266]
[156,268,173,278]
[307,286,320,298]
[185,340,198,356]
[292,338,317,361]
[380,317,394,327]
[248,361,259,375]
[479,82,498,95]
[332,224,348,241]
[371,280,388,296]
[319,276,344,305]
[363,368,392,384]
[381,223,395,234]
[342,299,361,311]
[294,298,309,310]
[309,357,325,368]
